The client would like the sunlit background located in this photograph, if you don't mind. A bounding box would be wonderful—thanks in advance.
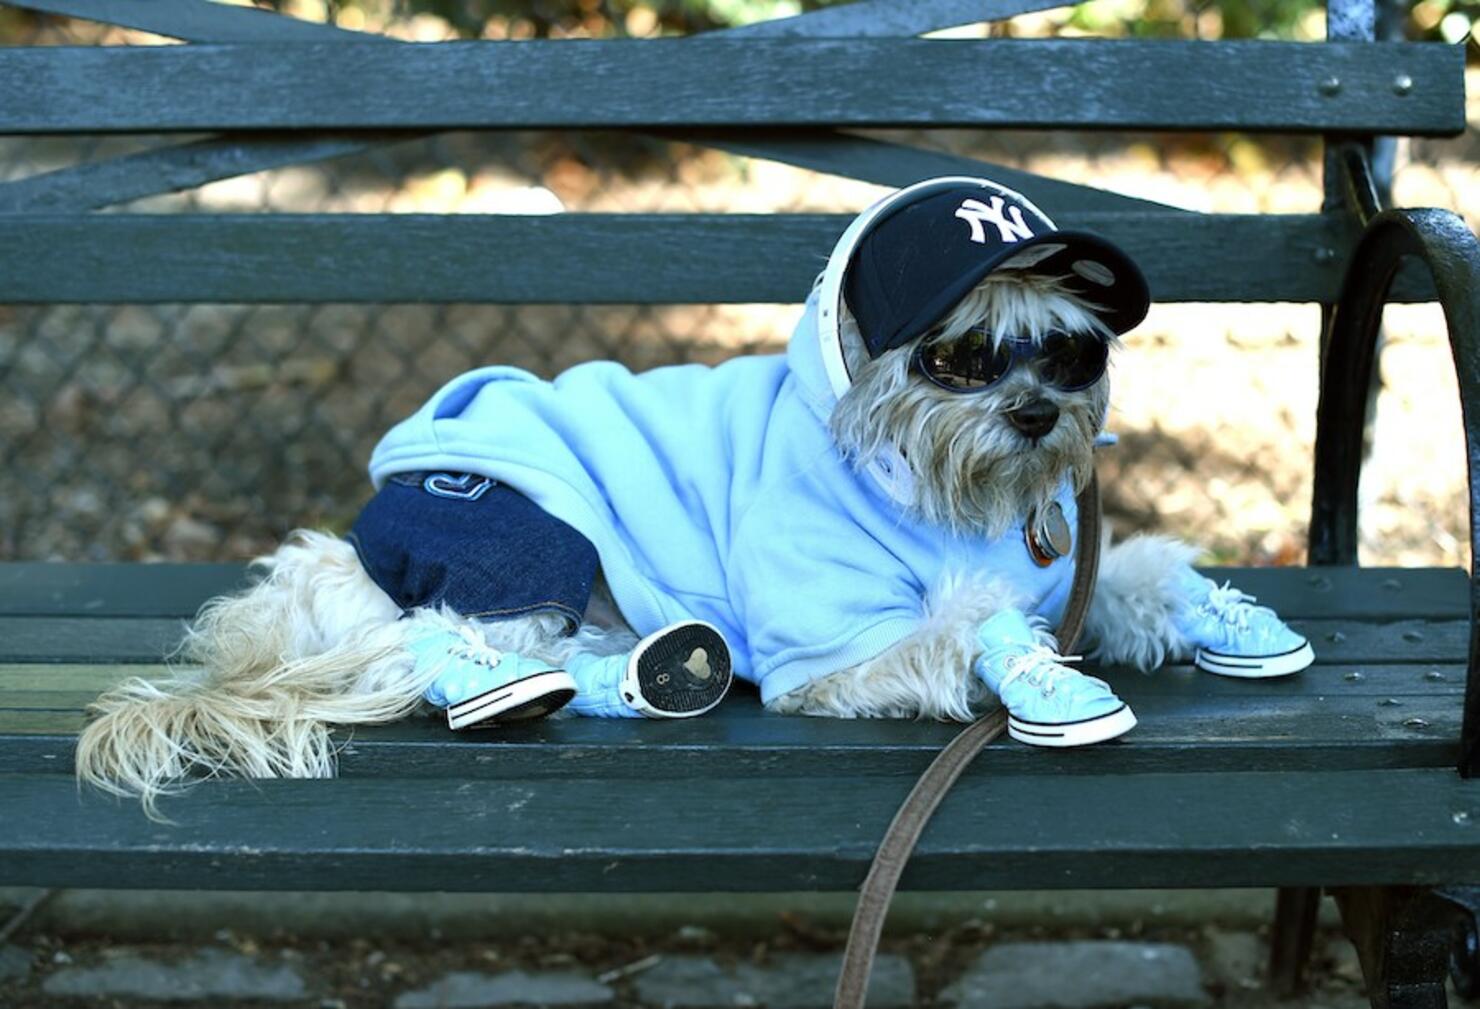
[0,0,1476,569]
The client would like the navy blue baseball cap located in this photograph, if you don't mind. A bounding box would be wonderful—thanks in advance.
[843,180,1151,359]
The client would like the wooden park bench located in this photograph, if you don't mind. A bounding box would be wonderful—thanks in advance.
[1,0,1477,1005]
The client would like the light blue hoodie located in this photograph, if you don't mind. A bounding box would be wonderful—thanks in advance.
[368,179,1079,705]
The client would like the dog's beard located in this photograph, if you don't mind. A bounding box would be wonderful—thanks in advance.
[831,350,1106,538]
[829,272,1112,539]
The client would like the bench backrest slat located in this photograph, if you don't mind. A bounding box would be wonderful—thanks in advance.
[6,40,1464,136]
[7,211,1440,305]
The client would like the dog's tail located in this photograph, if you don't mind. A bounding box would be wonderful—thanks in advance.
[74,531,420,820]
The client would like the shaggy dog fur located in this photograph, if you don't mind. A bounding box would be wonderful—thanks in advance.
[76,272,1202,818]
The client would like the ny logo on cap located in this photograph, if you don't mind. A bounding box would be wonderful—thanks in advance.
[954,196,1035,244]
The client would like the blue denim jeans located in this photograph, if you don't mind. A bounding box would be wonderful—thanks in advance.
[347,471,598,633]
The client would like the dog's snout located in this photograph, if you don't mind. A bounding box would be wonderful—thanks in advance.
[1006,399,1060,440]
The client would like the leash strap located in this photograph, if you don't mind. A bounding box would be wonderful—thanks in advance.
[833,470,1103,1009]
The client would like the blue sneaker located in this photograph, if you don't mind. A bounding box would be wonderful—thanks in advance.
[413,627,576,730]
[1172,568,1314,679]
[974,610,1136,747]
[566,621,733,719]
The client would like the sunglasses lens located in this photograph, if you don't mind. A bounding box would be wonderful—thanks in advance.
[919,330,1013,390]
[1038,331,1108,390]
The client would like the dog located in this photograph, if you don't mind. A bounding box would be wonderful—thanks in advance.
[76,177,1313,817]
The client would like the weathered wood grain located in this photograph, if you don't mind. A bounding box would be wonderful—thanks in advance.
[0,128,1183,216]
[0,563,1463,620]
[1201,566,1468,620]
[5,40,1463,135]
[0,212,1377,304]
[0,132,412,214]
[0,660,1462,706]
[657,130,1185,214]
[9,0,367,41]
[0,618,185,663]
[0,562,248,618]
[721,0,1076,38]
[20,0,1066,44]
[0,671,1463,778]
[0,1,1149,217]
[4,767,1479,891]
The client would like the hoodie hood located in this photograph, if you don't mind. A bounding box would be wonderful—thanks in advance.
[786,287,916,508]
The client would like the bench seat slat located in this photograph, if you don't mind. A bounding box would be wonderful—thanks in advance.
[6,40,1463,135]
[0,682,1462,777]
[0,613,1465,665]
[0,563,1462,621]
[3,767,1477,892]
[0,663,1462,708]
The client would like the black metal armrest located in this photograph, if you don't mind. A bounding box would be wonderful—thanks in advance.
[1309,206,1480,775]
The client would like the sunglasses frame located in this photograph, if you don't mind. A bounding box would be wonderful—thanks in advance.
[911,328,1109,395]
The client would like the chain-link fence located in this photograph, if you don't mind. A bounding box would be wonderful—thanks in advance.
[2,2,1476,570]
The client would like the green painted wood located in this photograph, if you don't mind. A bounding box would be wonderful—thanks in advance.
[0,610,1461,666]
[0,632,1464,711]
[661,130,1186,214]
[0,1,1093,215]
[5,40,1463,136]
[0,563,248,617]
[1279,619,1468,664]
[721,0,1077,38]
[10,0,366,41]
[0,132,413,215]
[0,128,1180,216]
[20,0,1067,45]
[0,680,1462,777]
[0,563,1462,626]
[0,663,1460,707]
[0,618,184,663]
[0,712,83,735]
[0,212,1377,305]
[3,767,1479,891]
[0,657,1464,701]
[0,664,179,692]
[1201,566,1469,620]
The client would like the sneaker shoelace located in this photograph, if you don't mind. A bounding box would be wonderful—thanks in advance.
[447,624,504,668]
[997,644,1093,698]
[1200,581,1278,635]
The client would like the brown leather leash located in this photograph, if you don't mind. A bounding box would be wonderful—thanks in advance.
[833,471,1103,1009]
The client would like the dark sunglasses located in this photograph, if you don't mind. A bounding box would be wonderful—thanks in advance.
[912,327,1109,393]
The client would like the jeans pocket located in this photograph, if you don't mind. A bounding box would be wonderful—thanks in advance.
[422,472,496,501]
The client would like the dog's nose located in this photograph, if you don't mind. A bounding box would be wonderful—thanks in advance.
[1006,399,1060,440]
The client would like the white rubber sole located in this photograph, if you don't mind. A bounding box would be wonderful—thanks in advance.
[1007,703,1138,748]
[446,669,577,730]
[1195,640,1314,679]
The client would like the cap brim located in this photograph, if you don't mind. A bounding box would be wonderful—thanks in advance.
[899,229,1151,344]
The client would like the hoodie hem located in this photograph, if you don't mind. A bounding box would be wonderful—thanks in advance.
[756,614,920,705]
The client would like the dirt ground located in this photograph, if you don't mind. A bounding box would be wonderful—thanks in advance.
[1,917,1399,1009]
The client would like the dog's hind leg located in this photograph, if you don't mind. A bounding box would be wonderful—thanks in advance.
[1081,532,1200,672]
[76,531,424,817]
[180,530,402,677]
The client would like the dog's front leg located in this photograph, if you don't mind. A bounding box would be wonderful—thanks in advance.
[766,573,1025,720]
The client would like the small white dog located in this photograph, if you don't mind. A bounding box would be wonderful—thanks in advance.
[77,177,1313,816]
